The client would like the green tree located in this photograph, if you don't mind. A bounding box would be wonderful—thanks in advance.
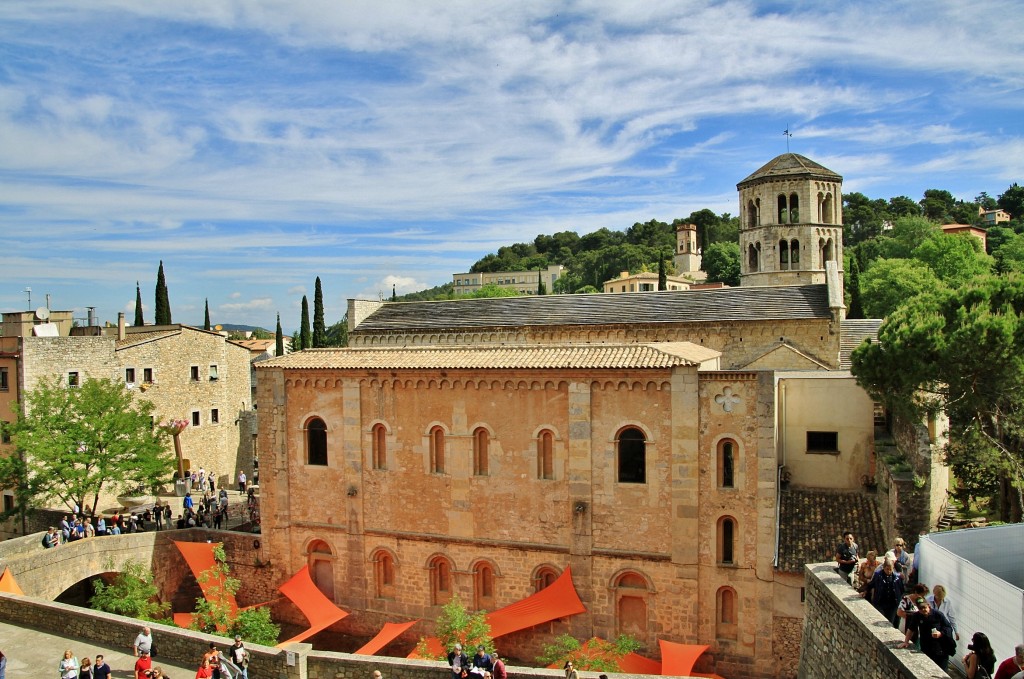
[204,299,211,331]
[416,595,492,660]
[275,314,284,355]
[134,282,144,326]
[998,183,1024,220]
[846,255,864,319]
[851,275,1024,518]
[920,189,955,222]
[994,234,1024,274]
[154,260,172,325]
[300,296,311,350]
[536,634,643,672]
[91,558,170,621]
[888,195,922,219]
[467,284,520,298]
[702,242,740,286]
[0,446,40,532]
[657,253,667,291]
[324,317,349,347]
[911,233,992,287]
[8,376,172,516]
[537,272,547,296]
[313,277,326,348]
[190,545,280,645]
[860,259,941,318]
[987,226,1016,256]
[843,192,888,245]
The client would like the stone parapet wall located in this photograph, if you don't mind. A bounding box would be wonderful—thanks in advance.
[798,563,947,679]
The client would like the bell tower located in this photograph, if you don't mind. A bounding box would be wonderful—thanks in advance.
[674,222,702,276]
[736,153,843,287]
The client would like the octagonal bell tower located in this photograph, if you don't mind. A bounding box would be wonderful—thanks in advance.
[737,153,843,287]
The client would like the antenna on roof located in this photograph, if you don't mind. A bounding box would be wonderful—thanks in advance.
[783,126,792,152]
[24,287,31,309]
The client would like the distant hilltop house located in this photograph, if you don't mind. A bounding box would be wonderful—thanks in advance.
[979,206,1010,226]
[601,270,691,292]
[940,223,988,251]
[452,264,564,295]
[256,152,948,678]
[0,310,254,530]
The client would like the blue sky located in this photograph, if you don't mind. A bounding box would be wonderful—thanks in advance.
[1,1,1022,332]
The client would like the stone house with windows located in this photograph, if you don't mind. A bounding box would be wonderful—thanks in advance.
[255,153,941,679]
[0,316,254,526]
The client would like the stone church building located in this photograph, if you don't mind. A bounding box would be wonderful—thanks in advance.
[256,154,911,678]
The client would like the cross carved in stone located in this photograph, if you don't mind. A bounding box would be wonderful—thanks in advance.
[715,386,741,413]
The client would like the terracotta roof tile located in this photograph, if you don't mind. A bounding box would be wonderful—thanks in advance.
[777,489,886,573]
[256,342,719,371]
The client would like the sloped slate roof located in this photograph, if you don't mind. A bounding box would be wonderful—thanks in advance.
[353,285,831,334]
[839,319,883,369]
[737,153,842,189]
[257,342,718,371]
[777,489,886,573]
[115,329,180,349]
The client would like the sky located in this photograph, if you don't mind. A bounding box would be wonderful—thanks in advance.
[1,1,1022,332]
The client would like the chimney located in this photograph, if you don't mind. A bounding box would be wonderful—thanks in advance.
[87,306,97,327]
[118,312,126,341]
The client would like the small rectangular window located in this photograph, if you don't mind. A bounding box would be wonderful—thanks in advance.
[209,365,219,381]
[806,431,839,453]
[1,425,10,445]
[191,410,201,427]
[190,366,200,381]
[2,494,12,512]
[0,367,8,391]
[68,371,79,388]
[143,368,154,383]
[211,408,219,424]
[125,368,136,384]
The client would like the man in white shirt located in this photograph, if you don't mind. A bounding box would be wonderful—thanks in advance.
[133,626,152,656]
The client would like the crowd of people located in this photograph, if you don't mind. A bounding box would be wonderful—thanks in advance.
[48,627,252,679]
[178,487,231,530]
[41,504,175,548]
[446,644,508,679]
[836,531,1024,677]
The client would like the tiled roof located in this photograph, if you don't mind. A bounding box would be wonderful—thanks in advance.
[256,342,719,371]
[115,329,180,349]
[736,153,842,189]
[777,489,886,573]
[839,319,883,369]
[353,285,832,334]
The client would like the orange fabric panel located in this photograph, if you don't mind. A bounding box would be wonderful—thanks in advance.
[356,620,420,655]
[619,651,662,675]
[406,636,444,659]
[0,567,24,595]
[173,540,238,615]
[277,565,349,645]
[658,639,708,677]
[485,566,587,638]
[173,612,194,628]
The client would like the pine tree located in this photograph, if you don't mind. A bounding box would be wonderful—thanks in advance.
[847,256,864,319]
[300,296,311,350]
[658,253,667,291]
[275,314,284,356]
[312,277,326,348]
[154,261,172,325]
[204,299,211,330]
[134,282,144,326]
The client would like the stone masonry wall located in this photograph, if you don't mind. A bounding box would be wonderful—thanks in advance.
[798,562,948,679]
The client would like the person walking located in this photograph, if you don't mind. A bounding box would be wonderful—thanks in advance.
[59,649,79,679]
[230,635,250,679]
[92,655,111,679]
[237,470,247,493]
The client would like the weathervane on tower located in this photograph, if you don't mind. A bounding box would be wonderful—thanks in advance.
[783,126,792,152]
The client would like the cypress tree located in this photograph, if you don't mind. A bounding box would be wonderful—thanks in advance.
[203,299,211,330]
[134,282,144,326]
[658,253,667,291]
[391,284,397,302]
[154,261,172,325]
[312,277,326,348]
[275,314,284,355]
[300,295,311,350]
[847,256,864,319]
[537,270,546,296]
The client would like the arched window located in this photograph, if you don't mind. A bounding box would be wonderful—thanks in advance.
[537,430,554,480]
[373,549,396,599]
[718,440,735,489]
[748,242,761,272]
[789,193,799,223]
[822,192,834,224]
[824,237,834,262]
[716,586,738,639]
[533,565,560,593]
[790,239,800,267]
[617,427,646,484]
[777,194,788,224]
[308,539,335,600]
[372,423,387,470]
[718,516,737,565]
[473,427,489,476]
[429,555,453,606]
[779,239,789,270]
[746,199,758,229]
[306,418,327,466]
[430,426,446,474]
[614,572,650,639]
[473,561,496,610]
